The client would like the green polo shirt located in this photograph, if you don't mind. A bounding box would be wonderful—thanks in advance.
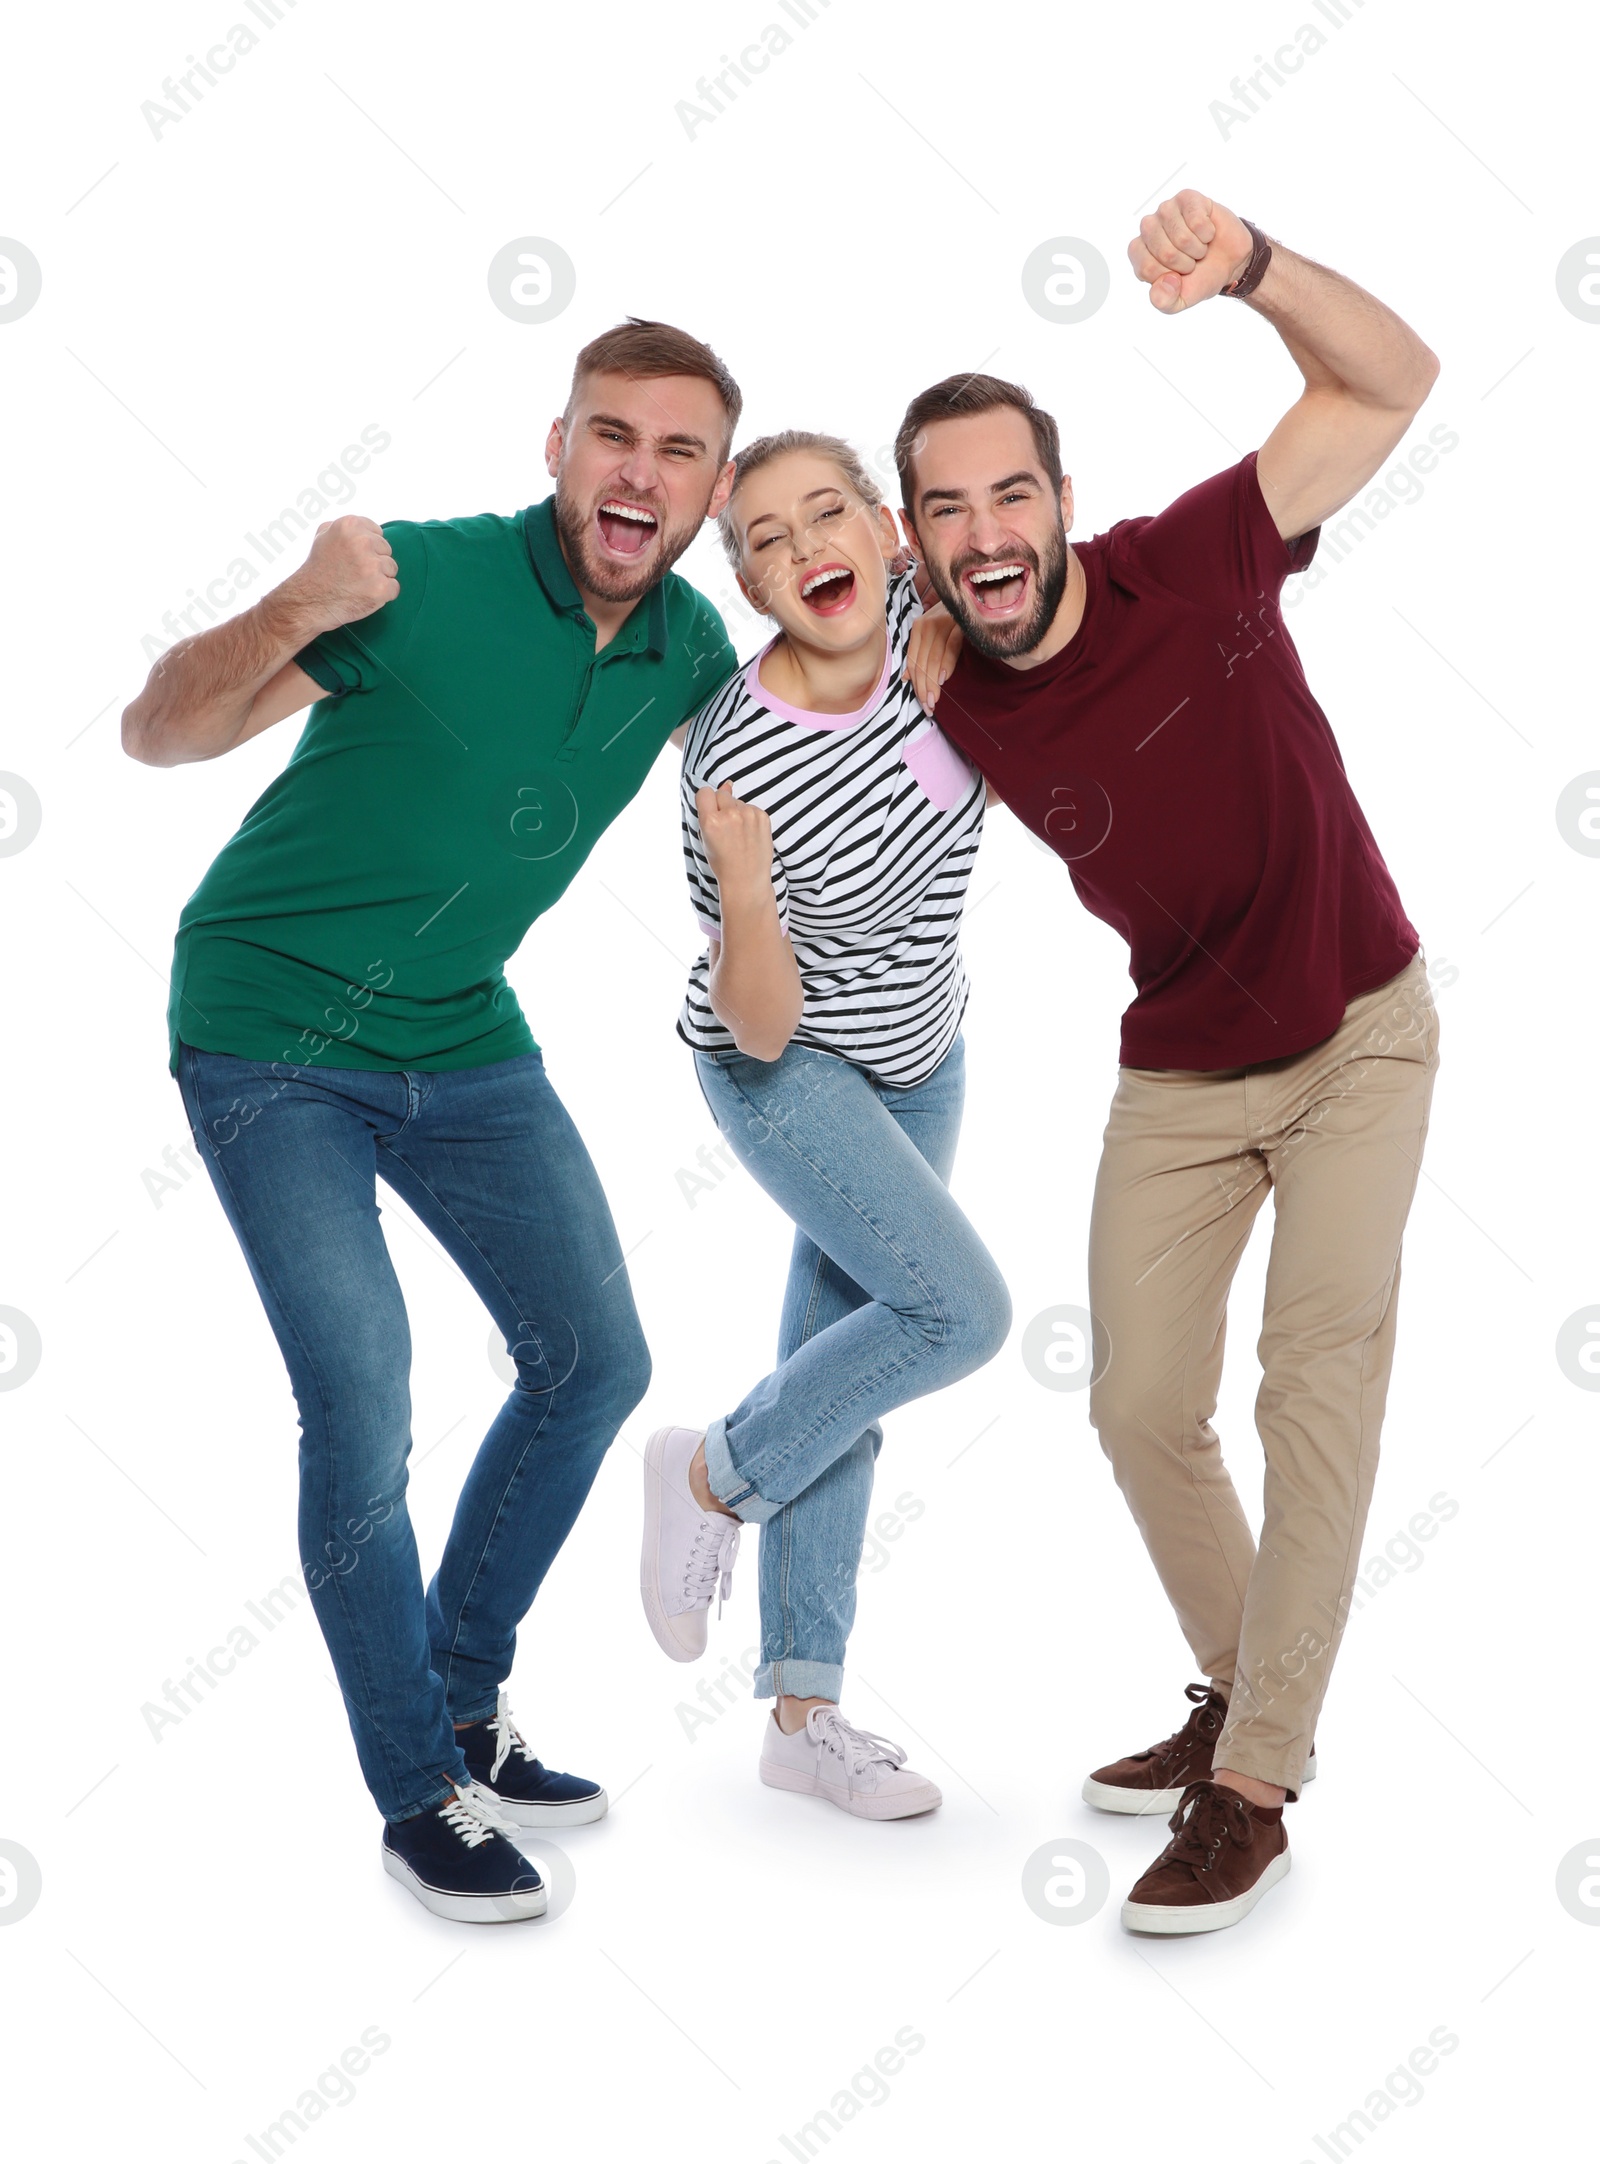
[166,498,735,1075]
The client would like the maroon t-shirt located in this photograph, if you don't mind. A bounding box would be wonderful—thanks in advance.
[936,452,1418,1070]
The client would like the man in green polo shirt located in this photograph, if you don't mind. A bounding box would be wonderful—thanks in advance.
[123,319,739,1923]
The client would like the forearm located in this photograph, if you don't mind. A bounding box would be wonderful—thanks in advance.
[1247,242,1438,412]
[708,887,803,1061]
[122,575,326,767]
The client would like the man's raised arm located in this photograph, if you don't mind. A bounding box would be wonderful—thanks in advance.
[1128,190,1439,542]
[121,514,399,767]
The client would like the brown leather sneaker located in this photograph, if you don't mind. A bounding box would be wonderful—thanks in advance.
[1120,1779,1290,1935]
[1082,1682,1318,1814]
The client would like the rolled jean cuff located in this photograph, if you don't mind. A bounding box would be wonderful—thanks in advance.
[753,1658,843,1704]
[703,1415,780,1527]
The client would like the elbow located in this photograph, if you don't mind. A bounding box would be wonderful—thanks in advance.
[1408,341,1441,409]
[730,1023,793,1063]
[711,967,801,1063]
[122,703,179,767]
[120,699,155,765]
[742,990,804,1063]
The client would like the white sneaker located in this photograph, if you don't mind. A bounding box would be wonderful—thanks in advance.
[759,1707,942,1821]
[641,1424,742,1662]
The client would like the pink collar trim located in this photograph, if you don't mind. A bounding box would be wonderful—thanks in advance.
[746,635,893,732]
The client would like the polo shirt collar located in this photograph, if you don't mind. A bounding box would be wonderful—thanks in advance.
[522,496,669,659]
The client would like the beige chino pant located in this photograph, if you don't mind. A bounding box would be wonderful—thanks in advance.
[1087,951,1440,1795]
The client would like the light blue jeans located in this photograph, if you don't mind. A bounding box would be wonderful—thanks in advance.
[694,1036,1010,1702]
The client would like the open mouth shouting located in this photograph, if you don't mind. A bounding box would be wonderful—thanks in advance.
[798,561,858,616]
[961,555,1032,621]
[595,497,661,560]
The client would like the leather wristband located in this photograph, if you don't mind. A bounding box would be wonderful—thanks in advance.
[1220,219,1272,299]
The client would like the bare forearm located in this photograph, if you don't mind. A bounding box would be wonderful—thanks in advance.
[708,889,802,1061]
[1248,243,1437,411]
[1130,193,1442,538]
[122,578,326,767]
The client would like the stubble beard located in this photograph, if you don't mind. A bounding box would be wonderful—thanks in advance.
[553,483,706,606]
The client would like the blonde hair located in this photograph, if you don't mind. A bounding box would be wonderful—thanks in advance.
[717,429,883,571]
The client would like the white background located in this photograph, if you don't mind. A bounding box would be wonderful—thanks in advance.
[2,0,1595,2156]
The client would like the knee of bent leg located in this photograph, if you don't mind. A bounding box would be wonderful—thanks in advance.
[570,1310,652,1430]
[947,1251,1013,1375]
[1087,1355,1150,1456]
[608,1324,653,1423]
[504,1304,651,1424]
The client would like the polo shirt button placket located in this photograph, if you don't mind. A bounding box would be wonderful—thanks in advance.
[557,625,638,763]
[555,626,596,766]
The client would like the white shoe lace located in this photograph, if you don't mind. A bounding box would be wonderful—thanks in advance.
[683,1513,741,1616]
[438,1783,514,1847]
[807,1708,908,1779]
[486,1691,538,1783]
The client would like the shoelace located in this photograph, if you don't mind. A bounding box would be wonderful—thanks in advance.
[437,1784,514,1849]
[807,1707,908,1779]
[1146,1681,1223,1764]
[486,1691,538,1784]
[1162,1780,1255,1873]
[683,1513,741,1616]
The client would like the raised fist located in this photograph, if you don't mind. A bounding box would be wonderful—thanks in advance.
[697,780,774,897]
[1128,192,1257,313]
[292,515,400,632]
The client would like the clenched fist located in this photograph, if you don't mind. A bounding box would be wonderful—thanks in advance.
[289,515,401,634]
[697,780,774,901]
[1128,192,1258,314]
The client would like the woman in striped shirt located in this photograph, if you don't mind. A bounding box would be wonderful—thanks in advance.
[639,432,1011,1819]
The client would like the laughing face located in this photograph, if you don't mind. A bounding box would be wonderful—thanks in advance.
[546,369,735,608]
[905,408,1073,662]
[729,451,899,658]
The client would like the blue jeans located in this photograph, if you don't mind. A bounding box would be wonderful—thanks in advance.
[694,1036,1010,1702]
[175,1042,650,1822]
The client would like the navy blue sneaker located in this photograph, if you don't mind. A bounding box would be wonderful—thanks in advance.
[382,1784,547,1923]
[456,1692,609,1827]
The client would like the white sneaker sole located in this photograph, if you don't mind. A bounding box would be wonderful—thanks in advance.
[759,1759,943,1821]
[381,1848,548,1924]
[476,1786,609,1828]
[1083,1751,1318,1816]
[1120,1846,1291,1935]
[640,1425,710,1663]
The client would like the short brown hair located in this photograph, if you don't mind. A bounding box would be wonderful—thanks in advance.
[894,373,1062,507]
[567,318,742,454]
[716,429,883,570]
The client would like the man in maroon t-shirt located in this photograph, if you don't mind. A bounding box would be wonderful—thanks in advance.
[900,191,1442,1935]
